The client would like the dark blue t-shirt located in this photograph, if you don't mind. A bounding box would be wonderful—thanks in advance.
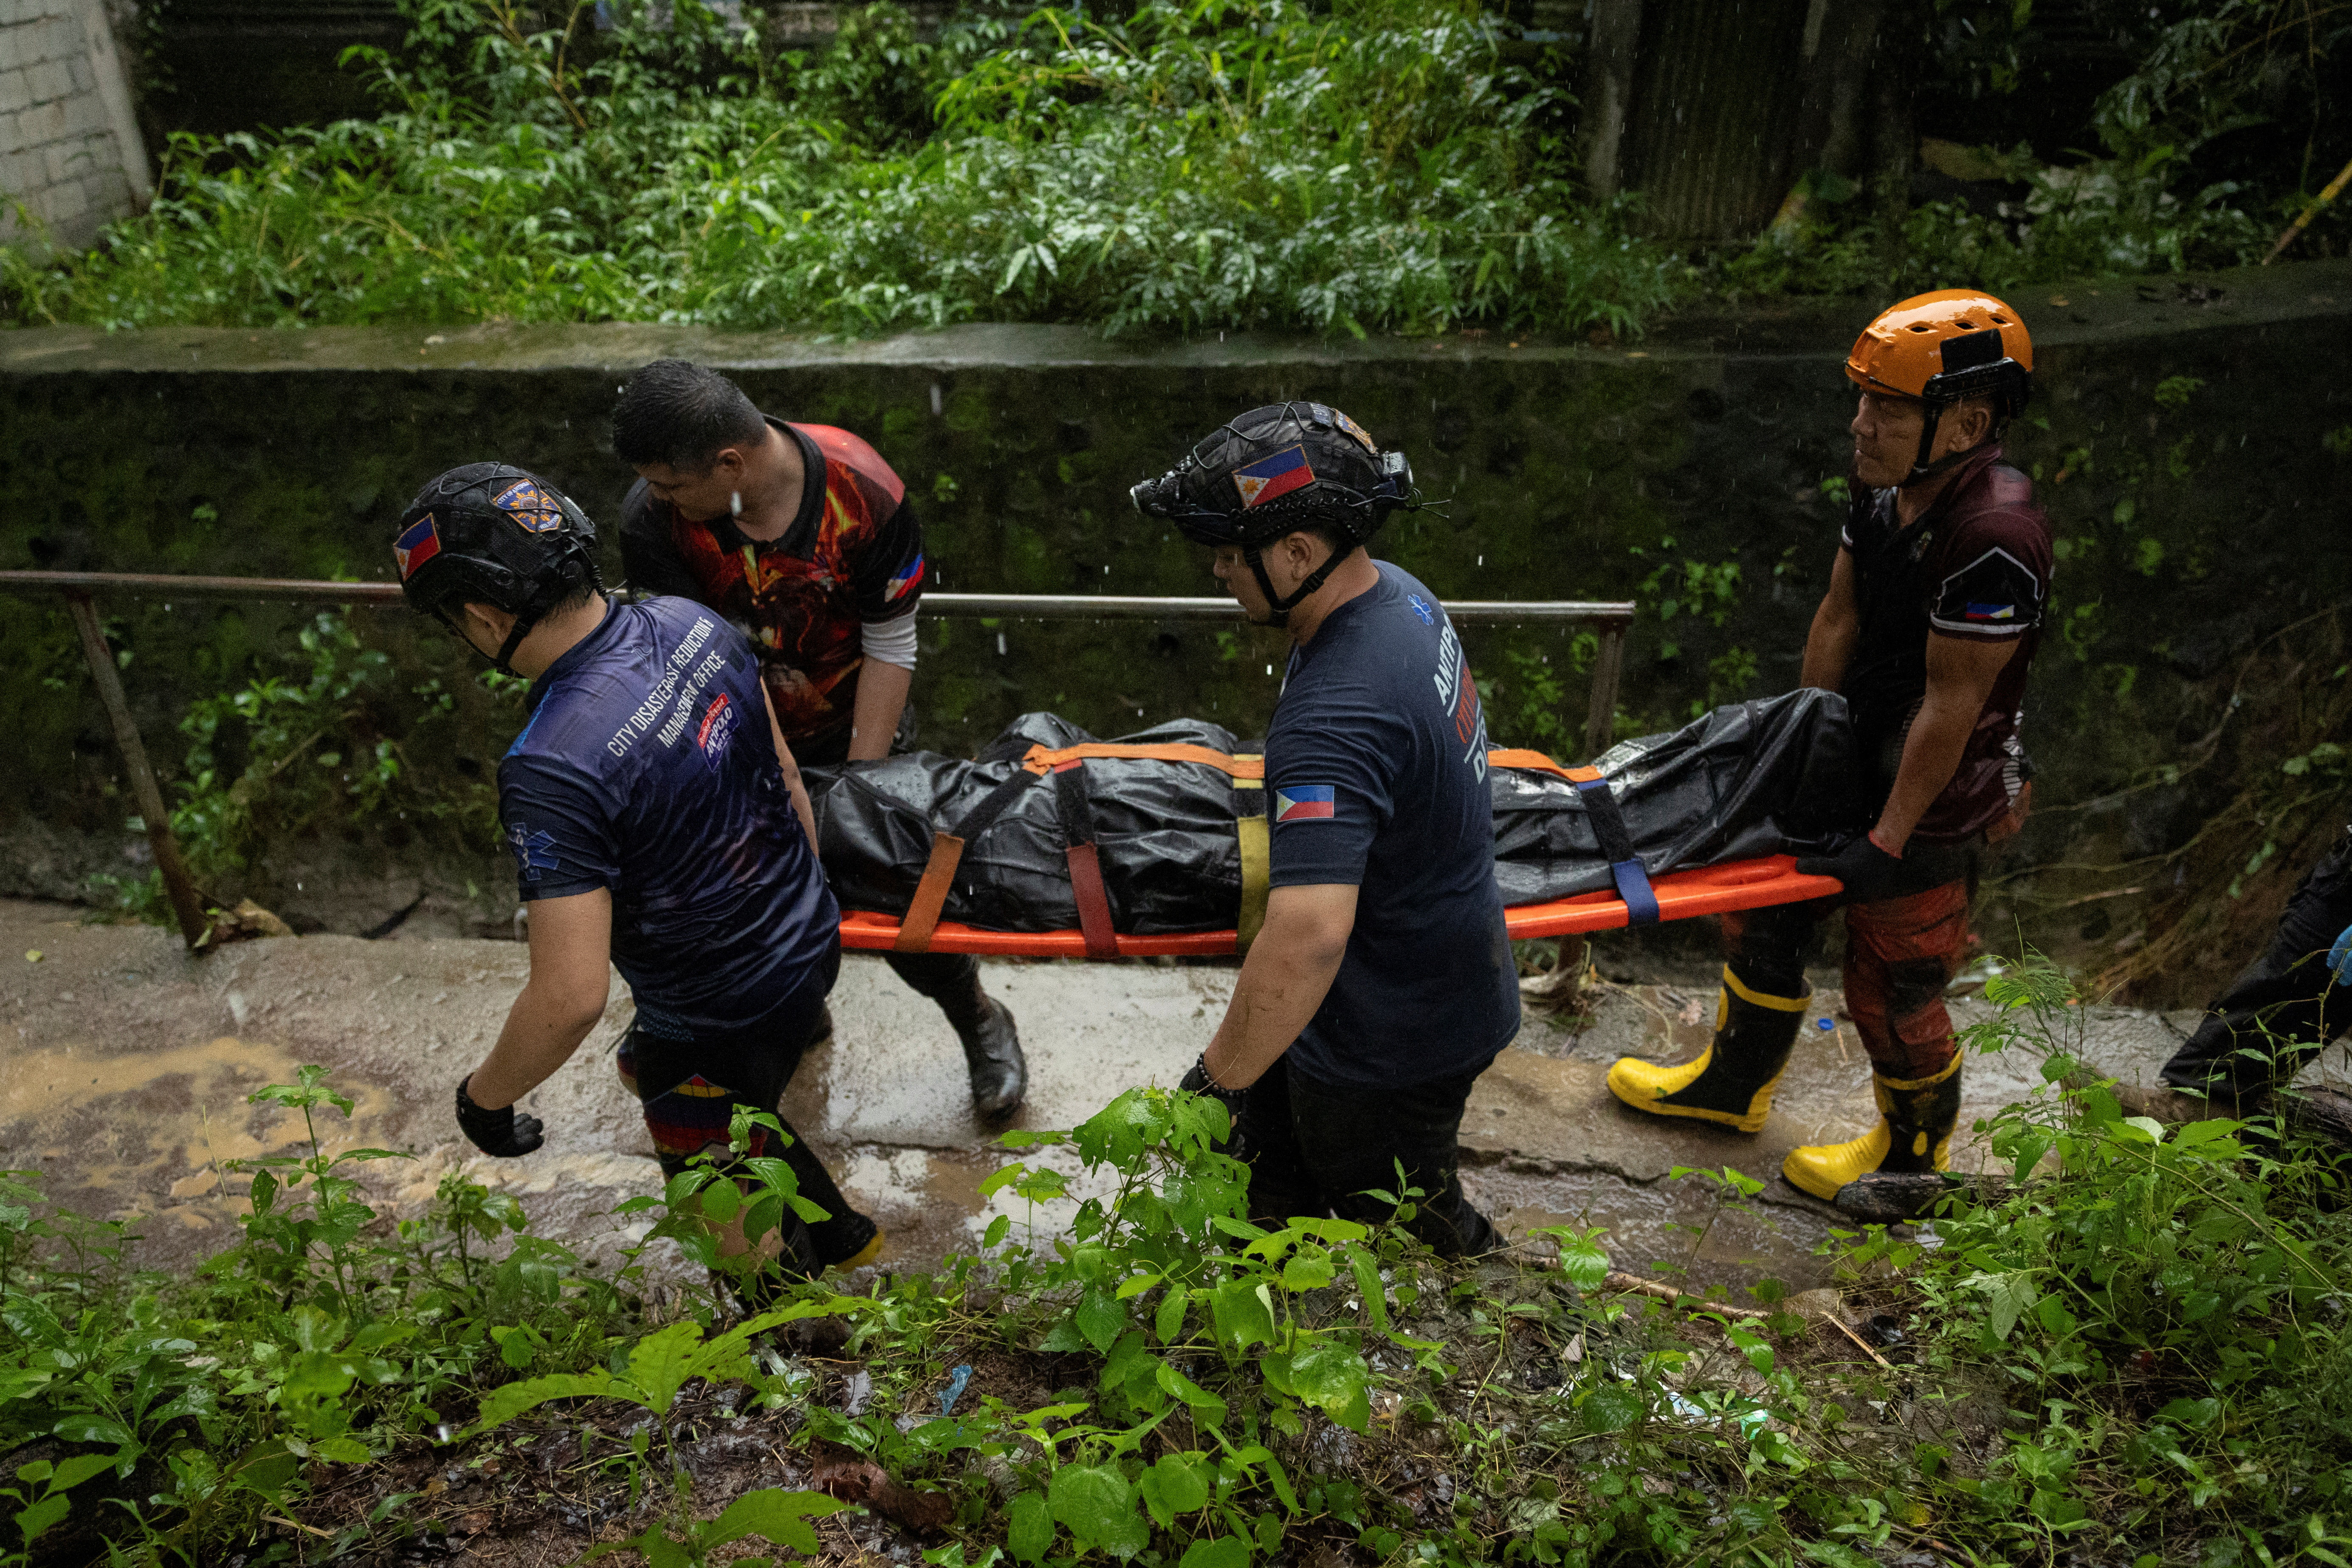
[1267,562,1520,1088]
[497,597,840,1032]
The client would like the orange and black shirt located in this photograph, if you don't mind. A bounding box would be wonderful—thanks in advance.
[619,417,925,755]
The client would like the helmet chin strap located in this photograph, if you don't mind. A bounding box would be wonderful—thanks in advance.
[1244,543,1351,629]
[1901,405,1998,487]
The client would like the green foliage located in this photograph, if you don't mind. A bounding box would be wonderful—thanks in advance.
[8,1029,2352,1565]
[91,610,508,924]
[3,0,1672,338]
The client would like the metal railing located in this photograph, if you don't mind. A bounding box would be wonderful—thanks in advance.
[0,570,1634,949]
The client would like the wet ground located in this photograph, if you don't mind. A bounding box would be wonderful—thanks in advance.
[5,896,2324,1297]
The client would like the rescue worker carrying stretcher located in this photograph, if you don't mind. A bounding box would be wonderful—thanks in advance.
[1609,292,2052,1200]
[398,463,882,1288]
[611,361,1028,1125]
[1132,404,1521,1256]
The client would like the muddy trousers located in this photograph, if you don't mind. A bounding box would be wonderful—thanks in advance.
[615,942,878,1272]
[2162,829,2352,1098]
[1234,1056,1503,1258]
[1723,840,1977,1083]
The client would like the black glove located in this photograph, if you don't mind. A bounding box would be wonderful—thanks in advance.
[1178,1054,1249,1127]
[1796,830,1907,904]
[456,1075,545,1158]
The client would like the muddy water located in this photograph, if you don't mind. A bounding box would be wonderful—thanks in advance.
[0,897,2214,1295]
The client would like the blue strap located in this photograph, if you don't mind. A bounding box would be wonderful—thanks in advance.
[1610,858,1662,926]
[1576,776,1661,927]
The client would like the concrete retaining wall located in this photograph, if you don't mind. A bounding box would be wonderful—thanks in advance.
[0,0,149,256]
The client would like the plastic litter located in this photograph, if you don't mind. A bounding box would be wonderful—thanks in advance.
[939,1363,973,1416]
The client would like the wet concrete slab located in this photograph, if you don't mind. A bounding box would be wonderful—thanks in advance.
[3,897,2311,1295]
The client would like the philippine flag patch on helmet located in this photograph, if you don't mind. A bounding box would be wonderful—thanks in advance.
[1233,445,1316,510]
[1274,784,1337,824]
[394,515,443,579]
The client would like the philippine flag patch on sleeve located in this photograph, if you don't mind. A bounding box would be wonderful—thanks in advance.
[1274,784,1337,824]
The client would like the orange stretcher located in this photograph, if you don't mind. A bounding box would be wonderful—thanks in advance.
[829,736,1841,959]
[837,853,1842,958]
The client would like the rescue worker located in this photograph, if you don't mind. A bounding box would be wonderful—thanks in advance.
[609,360,1027,1124]
[2152,829,2352,1107]
[401,463,882,1286]
[1132,403,1520,1255]
[1608,292,2051,1201]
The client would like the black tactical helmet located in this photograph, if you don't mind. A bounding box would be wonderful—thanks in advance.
[393,463,604,673]
[1130,402,1415,625]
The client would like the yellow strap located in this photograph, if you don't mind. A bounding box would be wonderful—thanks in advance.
[1722,963,1811,1012]
[1236,812,1270,953]
[1878,1054,1963,1091]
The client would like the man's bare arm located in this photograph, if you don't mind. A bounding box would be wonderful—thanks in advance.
[466,888,614,1109]
[1873,632,2019,855]
[1800,548,1862,692]
[1198,884,1359,1090]
[847,659,912,763]
[760,683,821,849]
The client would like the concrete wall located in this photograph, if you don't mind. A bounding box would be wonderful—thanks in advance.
[0,0,149,256]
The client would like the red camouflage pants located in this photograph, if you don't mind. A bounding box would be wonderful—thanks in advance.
[1720,874,1973,1082]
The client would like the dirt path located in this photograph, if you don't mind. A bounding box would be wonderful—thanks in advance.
[0,898,2234,1294]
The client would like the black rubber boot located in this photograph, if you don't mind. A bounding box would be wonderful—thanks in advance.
[1607,965,1809,1132]
[945,985,1027,1124]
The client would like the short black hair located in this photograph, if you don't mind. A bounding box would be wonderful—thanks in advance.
[610,360,769,473]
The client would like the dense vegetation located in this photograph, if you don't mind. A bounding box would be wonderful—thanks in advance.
[3,0,2346,336]
[5,964,2351,1566]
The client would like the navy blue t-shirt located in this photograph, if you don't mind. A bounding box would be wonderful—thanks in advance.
[497,597,840,1032]
[1267,563,1520,1088]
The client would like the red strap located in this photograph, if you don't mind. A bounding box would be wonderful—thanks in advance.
[1063,841,1119,959]
[894,833,964,953]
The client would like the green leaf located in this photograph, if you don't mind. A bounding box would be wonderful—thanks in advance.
[468,1371,616,1433]
[1007,1489,1054,1564]
[1284,1338,1370,1433]
[704,1488,851,1554]
[1210,1277,1275,1351]
[1347,1252,1389,1331]
[1155,1363,1227,1424]
[623,1321,711,1415]
[1074,1289,1127,1355]
[1148,1451,1213,1516]
[310,1436,373,1465]
[701,1178,742,1226]
[1582,1382,1644,1434]
[1178,1537,1250,1568]
[1049,1464,1146,1558]
[1154,1285,1189,1343]
[15,1492,70,1544]
[44,1452,118,1493]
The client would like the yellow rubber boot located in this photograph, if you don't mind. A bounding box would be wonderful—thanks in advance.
[1607,966,1809,1134]
[1783,1056,1962,1201]
[835,1230,886,1271]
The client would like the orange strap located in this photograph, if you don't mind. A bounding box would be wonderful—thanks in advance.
[1486,748,1600,784]
[893,833,965,953]
[1021,742,1266,780]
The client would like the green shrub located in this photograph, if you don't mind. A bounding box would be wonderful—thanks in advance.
[2,0,1673,338]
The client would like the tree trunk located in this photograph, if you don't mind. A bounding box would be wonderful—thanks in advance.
[1618,0,1817,241]
[1791,0,1887,183]
[1579,0,1646,202]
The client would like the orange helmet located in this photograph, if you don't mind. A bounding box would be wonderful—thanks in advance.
[1846,290,2033,482]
